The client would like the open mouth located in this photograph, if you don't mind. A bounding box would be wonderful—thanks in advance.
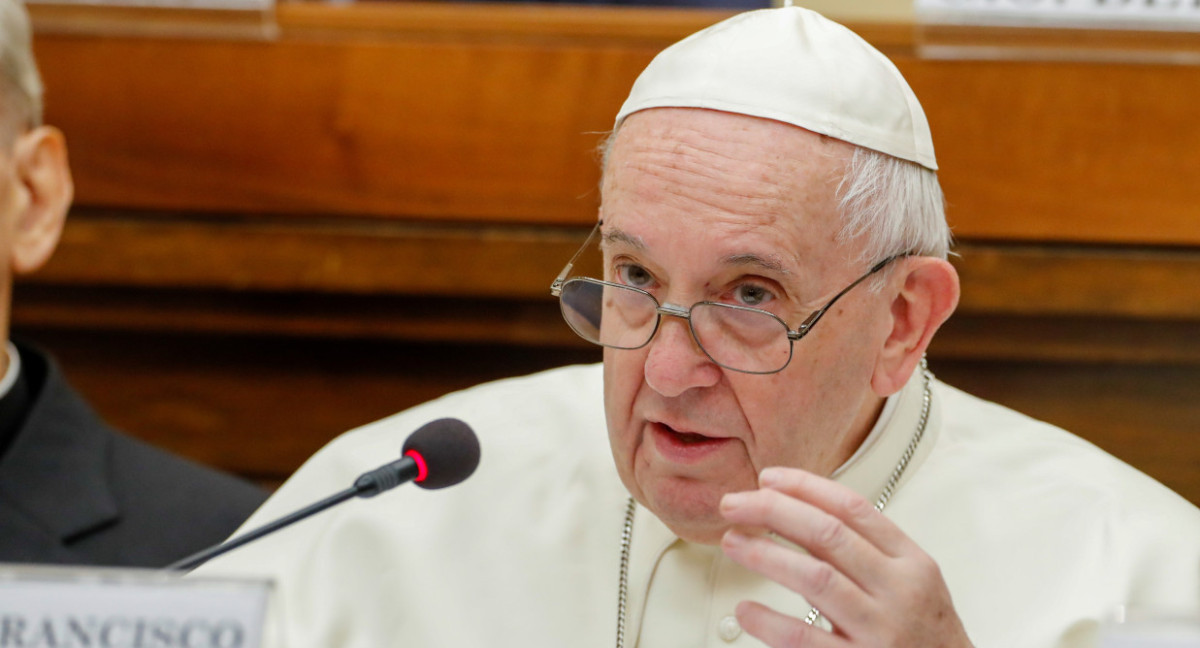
[672,429,717,445]
[651,422,730,459]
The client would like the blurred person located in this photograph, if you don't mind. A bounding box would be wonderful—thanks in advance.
[0,0,266,567]
[197,6,1200,647]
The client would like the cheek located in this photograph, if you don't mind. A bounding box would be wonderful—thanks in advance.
[730,340,855,463]
[602,348,644,441]
[747,323,880,459]
[732,373,812,446]
[603,349,652,499]
[793,304,880,382]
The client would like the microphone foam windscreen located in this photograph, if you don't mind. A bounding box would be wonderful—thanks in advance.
[401,418,481,489]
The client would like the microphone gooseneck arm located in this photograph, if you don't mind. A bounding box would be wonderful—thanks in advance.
[167,456,420,572]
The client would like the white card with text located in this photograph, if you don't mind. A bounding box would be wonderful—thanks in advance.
[0,565,270,648]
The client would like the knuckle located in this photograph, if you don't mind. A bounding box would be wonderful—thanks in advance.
[915,551,942,577]
[889,553,950,606]
[742,536,769,568]
[841,490,876,523]
[901,551,942,584]
[805,560,837,597]
[812,513,847,549]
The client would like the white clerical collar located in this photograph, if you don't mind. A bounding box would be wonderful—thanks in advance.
[831,383,900,481]
[825,363,940,501]
[0,342,21,401]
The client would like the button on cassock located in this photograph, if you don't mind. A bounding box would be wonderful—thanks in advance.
[718,615,742,642]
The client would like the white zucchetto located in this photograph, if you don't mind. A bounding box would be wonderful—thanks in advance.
[615,6,937,171]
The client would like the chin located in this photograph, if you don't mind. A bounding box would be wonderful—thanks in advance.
[640,477,731,545]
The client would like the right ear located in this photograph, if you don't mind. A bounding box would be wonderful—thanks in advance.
[870,256,960,397]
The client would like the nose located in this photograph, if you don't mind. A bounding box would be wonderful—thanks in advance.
[642,306,722,397]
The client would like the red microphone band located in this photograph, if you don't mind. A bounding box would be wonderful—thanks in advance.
[405,449,429,483]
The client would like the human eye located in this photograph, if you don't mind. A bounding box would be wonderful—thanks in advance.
[615,262,657,290]
[731,282,775,308]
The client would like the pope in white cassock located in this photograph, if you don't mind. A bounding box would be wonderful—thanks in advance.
[196,6,1200,648]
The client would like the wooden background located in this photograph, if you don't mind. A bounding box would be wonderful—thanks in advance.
[17,2,1200,503]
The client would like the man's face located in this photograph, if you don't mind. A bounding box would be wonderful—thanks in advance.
[600,108,892,544]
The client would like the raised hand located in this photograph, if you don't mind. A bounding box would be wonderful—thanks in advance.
[719,467,974,648]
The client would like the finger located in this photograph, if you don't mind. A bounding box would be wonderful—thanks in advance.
[759,467,920,558]
[720,487,887,591]
[735,600,851,648]
[721,529,876,629]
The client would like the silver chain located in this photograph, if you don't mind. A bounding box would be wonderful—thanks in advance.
[615,359,933,647]
[615,497,637,648]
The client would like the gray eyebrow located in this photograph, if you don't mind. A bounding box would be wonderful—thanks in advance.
[601,228,646,250]
[721,253,792,275]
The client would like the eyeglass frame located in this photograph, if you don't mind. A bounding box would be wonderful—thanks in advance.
[550,220,912,375]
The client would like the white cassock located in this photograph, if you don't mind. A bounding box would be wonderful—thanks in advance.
[195,364,1200,648]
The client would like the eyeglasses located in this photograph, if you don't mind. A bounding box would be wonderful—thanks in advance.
[550,222,909,375]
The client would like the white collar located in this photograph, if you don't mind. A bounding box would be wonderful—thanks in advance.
[831,385,900,480]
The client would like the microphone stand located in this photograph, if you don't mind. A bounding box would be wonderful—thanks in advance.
[168,456,419,572]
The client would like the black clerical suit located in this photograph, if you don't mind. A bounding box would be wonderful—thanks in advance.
[0,342,267,567]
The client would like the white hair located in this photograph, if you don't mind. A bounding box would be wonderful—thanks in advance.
[836,146,951,265]
[0,0,43,142]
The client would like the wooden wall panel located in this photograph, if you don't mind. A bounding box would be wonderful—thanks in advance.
[30,213,586,298]
[34,34,651,223]
[31,2,1200,244]
[908,58,1200,246]
[28,214,1200,320]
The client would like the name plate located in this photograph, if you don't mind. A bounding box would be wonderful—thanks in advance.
[0,565,269,648]
[916,0,1200,31]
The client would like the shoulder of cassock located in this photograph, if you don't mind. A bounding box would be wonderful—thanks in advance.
[194,363,628,648]
[896,379,1200,644]
[246,362,614,523]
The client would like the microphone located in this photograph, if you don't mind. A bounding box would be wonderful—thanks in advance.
[167,418,480,572]
[355,418,481,494]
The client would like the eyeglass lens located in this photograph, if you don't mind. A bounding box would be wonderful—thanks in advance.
[559,278,792,373]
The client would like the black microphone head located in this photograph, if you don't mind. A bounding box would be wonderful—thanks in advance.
[401,418,481,490]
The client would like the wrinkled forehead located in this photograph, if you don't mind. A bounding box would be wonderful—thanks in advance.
[598,109,859,284]
[604,107,854,182]
[602,108,853,232]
